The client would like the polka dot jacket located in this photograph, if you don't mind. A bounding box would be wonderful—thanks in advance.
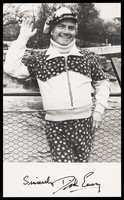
[22,49,107,82]
[4,39,110,119]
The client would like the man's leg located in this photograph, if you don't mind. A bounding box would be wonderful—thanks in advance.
[72,117,94,162]
[45,120,74,162]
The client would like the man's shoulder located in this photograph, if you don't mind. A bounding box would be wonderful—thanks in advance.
[27,48,47,56]
[78,47,96,56]
[23,48,48,60]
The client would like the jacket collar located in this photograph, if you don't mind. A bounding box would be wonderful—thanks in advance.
[45,40,83,60]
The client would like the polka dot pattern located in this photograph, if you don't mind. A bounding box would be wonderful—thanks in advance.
[22,49,107,82]
[89,54,107,81]
[45,117,94,162]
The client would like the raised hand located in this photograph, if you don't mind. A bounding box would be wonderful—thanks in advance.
[19,18,37,41]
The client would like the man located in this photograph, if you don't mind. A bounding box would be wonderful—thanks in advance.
[4,7,111,162]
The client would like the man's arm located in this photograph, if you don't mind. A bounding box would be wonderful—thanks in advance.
[90,53,111,132]
[4,19,37,79]
[92,79,111,132]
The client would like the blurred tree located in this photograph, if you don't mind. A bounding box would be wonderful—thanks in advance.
[3,3,32,41]
[3,3,121,47]
[102,18,121,45]
[3,4,26,25]
[75,3,100,42]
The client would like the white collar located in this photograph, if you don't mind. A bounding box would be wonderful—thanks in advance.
[45,40,83,60]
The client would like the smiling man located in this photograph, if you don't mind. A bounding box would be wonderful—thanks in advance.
[51,19,77,46]
[4,6,111,162]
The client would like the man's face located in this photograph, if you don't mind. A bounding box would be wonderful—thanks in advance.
[51,19,77,46]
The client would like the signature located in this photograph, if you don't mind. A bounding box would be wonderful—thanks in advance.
[23,171,101,194]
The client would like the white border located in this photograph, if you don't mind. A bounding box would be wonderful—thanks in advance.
[3,163,121,197]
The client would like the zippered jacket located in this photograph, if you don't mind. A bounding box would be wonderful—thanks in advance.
[4,38,111,121]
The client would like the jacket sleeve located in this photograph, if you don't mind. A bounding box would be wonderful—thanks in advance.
[4,37,30,79]
[90,52,111,115]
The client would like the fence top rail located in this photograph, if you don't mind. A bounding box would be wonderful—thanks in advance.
[3,92,121,97]
[83,45,121,55]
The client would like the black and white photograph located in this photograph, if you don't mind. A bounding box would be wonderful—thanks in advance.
[3,2,121,197]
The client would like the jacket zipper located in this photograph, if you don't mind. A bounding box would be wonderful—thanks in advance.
[64,56,74,108]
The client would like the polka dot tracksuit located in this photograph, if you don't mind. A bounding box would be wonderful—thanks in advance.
[45,117,94,162]
[22,45,109,163]
[5,35,110,163]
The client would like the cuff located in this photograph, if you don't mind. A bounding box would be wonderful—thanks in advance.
[94,103,105,115]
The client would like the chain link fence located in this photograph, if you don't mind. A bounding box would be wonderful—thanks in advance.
[3,108,121,163]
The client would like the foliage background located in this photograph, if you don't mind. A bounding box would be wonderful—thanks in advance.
[3,3,121,49]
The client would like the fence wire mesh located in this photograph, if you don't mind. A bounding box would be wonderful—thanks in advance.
[3,109,121,163]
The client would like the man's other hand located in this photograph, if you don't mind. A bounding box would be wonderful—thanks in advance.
[92,111,103,133]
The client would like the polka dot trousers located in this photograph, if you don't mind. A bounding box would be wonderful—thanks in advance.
[45,117,94,162]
